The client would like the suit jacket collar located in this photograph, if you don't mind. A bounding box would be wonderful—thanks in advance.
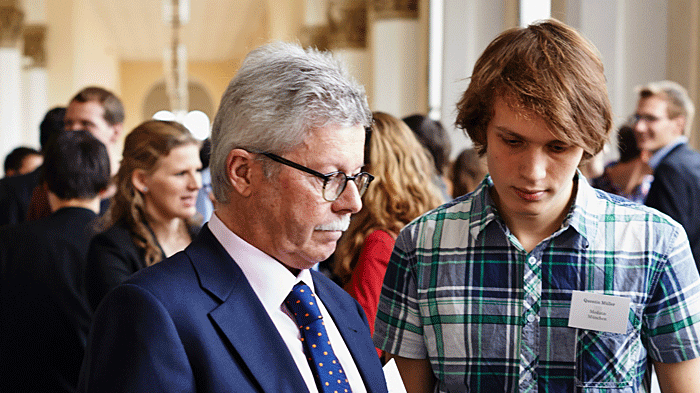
[649,136,687,169]
[185,225,309,392]
[314,273,385,392]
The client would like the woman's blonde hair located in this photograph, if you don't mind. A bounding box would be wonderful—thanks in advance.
[100,120,200,266]
[333,112,443,285]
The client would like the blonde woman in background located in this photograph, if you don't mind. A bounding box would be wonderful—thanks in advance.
[85,120,202,311]
[334,112,443,349]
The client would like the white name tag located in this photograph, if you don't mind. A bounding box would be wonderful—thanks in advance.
[567,291,631,334]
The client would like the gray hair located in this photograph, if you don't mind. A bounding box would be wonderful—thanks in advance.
[210,41,371,204]
[637,80,695,136]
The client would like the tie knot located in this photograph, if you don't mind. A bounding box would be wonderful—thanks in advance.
[285,282,323,327]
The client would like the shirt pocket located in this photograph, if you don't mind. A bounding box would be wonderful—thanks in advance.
[574,322,641,390]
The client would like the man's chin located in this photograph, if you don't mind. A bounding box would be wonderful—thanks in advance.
[314,229,344,243]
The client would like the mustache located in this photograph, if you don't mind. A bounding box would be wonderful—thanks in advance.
[314,215,351,231]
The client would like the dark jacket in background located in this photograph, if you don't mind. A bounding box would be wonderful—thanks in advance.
[0,207,97,393]
[645,142,700,270]
[84,222,150,312]
[0,168,41,226]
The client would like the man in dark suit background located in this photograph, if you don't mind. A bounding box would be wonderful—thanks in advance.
[0,106,65,226]
[0,130,111,392]
[633,80,700,269]
[79,42,387,392]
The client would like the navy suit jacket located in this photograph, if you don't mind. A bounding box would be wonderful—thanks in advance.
[79,224,387,393]
[645,142,700,270]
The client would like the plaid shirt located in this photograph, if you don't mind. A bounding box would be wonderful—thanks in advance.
[374,175,700,393]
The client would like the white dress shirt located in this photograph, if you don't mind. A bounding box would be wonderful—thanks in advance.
[208,214,367,393]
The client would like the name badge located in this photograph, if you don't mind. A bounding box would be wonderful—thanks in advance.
[567,291,631,334]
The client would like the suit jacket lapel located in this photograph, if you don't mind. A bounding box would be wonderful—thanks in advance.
[186,226,309,392]
[313,271,385,393]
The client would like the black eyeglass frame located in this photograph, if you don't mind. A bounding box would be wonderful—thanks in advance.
[260,152,374,202]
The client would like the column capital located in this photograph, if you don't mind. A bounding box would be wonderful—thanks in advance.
[370,0,418,20]
[328,0,367,49]
[0,4,23,48]
[23,24,46,68]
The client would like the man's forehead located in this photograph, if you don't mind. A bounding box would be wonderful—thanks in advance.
[67,100,105,116]
[637,95,668,112]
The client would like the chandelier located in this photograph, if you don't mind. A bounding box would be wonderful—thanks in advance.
[163,0,189,116]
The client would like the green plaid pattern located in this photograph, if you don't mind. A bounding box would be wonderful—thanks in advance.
[374,175,700,392]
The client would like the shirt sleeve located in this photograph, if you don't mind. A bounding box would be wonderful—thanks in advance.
[373,225,428,359]
[644,224,700,363]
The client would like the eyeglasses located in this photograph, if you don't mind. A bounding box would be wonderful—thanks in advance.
[632,114,666,124]
[261,152,374,202]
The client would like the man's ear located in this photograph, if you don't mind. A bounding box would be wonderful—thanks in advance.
[673,116,687,136]
[110,123,124,144]
[226,148,256,197]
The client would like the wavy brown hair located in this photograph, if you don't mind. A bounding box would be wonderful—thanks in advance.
[333,112,443,285]
[456,19,612,161]
[100,120,200,266]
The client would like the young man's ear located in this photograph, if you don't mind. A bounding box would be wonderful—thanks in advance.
[226,149,256,197]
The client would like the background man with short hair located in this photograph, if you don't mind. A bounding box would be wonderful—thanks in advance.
[633,80,700,269]
[0,130,111,392]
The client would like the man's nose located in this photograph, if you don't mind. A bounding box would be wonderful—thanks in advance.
[520,149,547,181]
[332,180,362,214]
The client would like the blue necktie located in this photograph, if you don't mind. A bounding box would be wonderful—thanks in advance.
[285,282,353,393]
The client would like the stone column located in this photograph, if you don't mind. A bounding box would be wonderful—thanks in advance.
[369,0,422,118]
[0,3,24,161]
[23,24,47,150]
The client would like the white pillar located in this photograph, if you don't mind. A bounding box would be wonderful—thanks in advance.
[325,1,373,107]
[22,24,48,150]
[371,18,420,117]
[22,67,47,149]
[0,3,25,161]
[0,47,24,161]
[366,0,421,118]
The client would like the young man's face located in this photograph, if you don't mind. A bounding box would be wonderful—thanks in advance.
[485,96,584,228]
[633,96,684,153]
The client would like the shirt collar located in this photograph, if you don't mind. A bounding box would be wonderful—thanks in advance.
[471,171,596,246]
[208,213,315,314]
[648,136,687,169]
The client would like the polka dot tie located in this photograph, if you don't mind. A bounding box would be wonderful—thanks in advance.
[285,282,353,393]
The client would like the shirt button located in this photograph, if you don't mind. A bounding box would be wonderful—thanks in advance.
[527,314,535,322]
[529,256,537,264]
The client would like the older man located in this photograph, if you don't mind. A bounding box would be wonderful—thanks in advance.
[633,80,700,269]
[79,42,387,393]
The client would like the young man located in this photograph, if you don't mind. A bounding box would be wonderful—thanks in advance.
[374,20,700,392]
